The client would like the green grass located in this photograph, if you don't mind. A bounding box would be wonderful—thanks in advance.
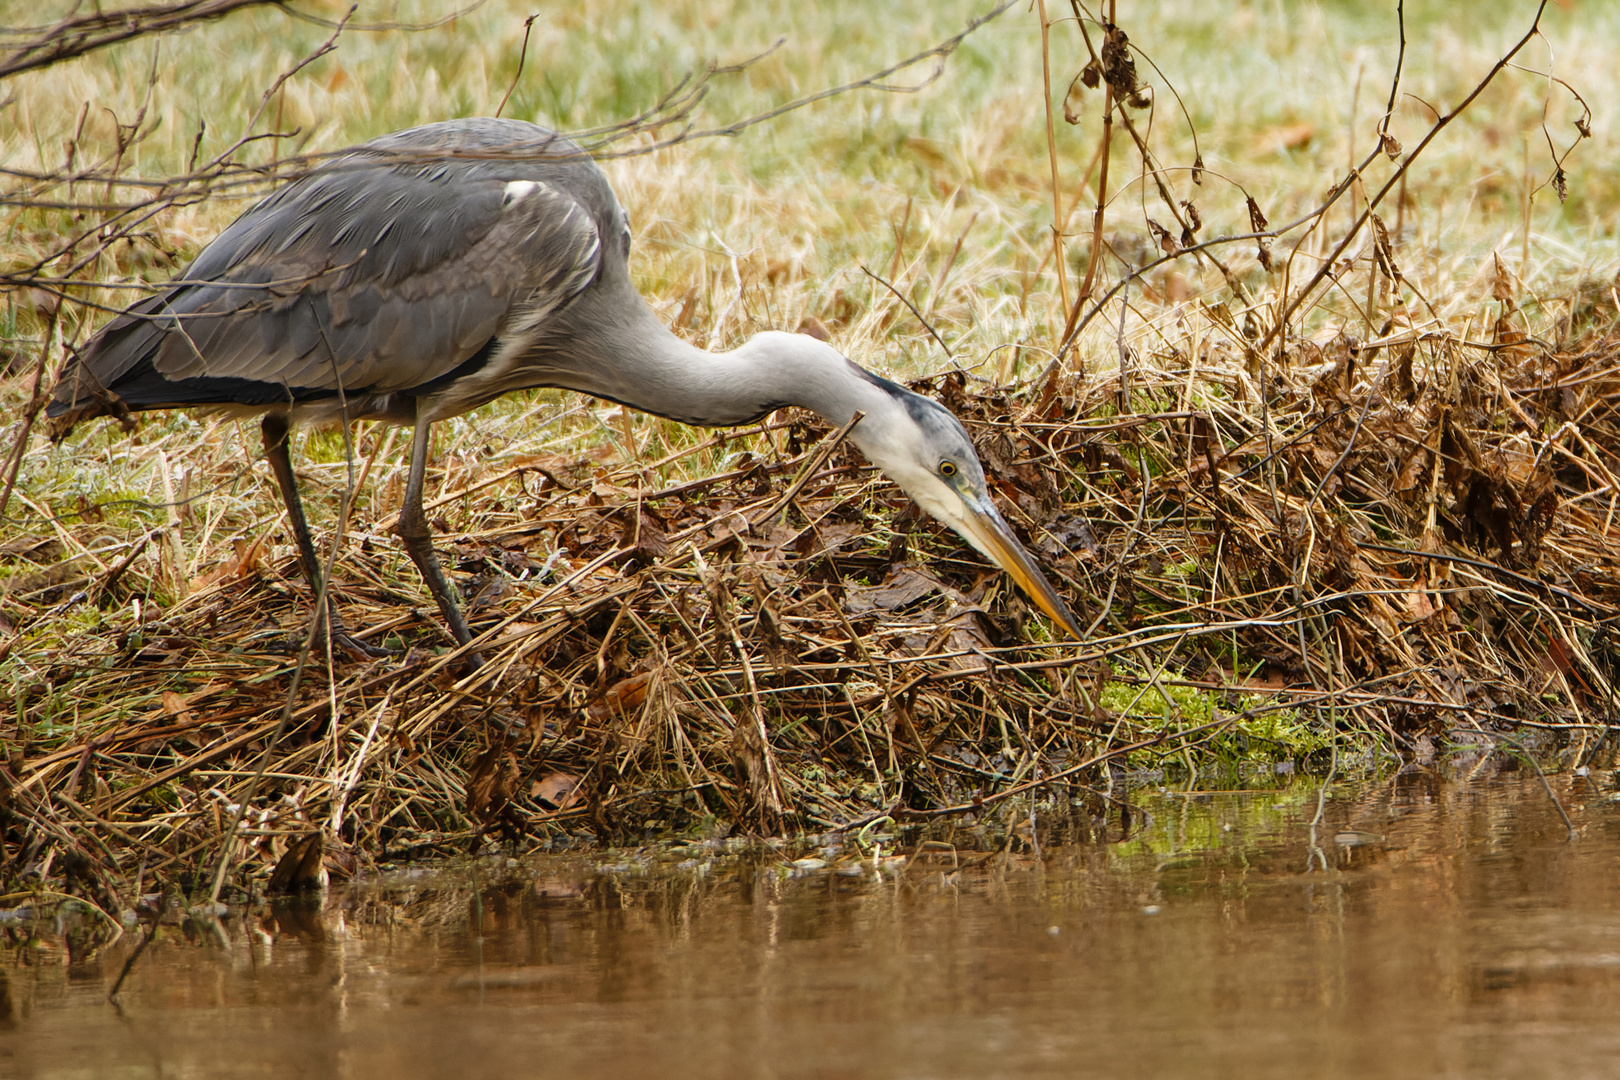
[1097,669,1330,766]
[8,1,1614,360]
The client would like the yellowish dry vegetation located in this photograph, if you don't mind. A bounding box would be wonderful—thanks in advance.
[7,0,1613,591]
[0,0,1616,896]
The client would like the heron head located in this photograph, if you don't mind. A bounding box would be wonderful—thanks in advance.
[847,384,1083,641]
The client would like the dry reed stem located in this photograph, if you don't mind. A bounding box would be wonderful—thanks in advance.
[5,308,1619,899]
[0,1,1615,906]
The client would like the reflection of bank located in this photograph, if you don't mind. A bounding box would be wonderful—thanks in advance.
[4,771,1613,1080]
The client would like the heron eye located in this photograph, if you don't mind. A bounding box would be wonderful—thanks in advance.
[939,460,958,477]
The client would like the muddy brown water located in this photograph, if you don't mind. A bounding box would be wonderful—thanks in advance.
[2,766,1618,1079]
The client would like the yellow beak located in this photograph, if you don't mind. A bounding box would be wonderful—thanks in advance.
[949,495,1083,641]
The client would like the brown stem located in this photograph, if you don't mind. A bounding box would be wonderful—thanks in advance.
[0,302,62,521]
[1036,0,1072,316]
[1258,0,1551,357]
[1073,3,1116,313]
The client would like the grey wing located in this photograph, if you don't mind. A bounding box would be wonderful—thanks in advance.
[51,157,602,420]
[157,169,602,392]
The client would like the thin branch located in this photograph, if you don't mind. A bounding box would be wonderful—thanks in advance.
[0,0,278,81]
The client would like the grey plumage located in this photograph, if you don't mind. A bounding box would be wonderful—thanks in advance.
[49,118,1081,656]
[54,120,610,426]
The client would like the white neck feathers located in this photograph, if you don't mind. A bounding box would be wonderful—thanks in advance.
[587,328,904,435]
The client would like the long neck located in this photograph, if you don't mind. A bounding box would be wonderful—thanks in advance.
[536,288,899,431]
[628,331,895,428]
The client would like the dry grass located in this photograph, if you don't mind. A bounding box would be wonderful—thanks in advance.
[0,0,1617,908]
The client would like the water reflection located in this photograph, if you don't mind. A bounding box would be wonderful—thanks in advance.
[5,766,1620,1079]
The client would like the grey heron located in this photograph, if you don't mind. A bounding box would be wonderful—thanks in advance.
[48,118,1081,654]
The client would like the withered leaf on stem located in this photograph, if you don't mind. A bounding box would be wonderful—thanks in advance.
[1255,240,1275,273]
[1371,214,1402,282]
[1491,252,1517,305]
[1180,199,1202,234]
[1245,196,1270,232]
[1063,73,1087,124]
[1392,343,1418,403]
[1100,26,1142,102]
[1147,218,1178,256]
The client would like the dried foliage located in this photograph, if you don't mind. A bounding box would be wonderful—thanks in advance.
[7,304,1619,905]
[0,1,1615,908]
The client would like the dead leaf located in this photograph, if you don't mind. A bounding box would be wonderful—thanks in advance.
[161,690,194,725]
[1393,449,1429,493]
[1491,252,1517,304]
[532,772,582,811]
[844,568,942,614]
[730,710,783,822]
[585,672,654,724]
[229,535,268,577]
[796,315,830,341]
[1402,589,1436,622]
[618,506,668,561]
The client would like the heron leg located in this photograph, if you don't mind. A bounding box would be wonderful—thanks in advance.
[261,415,388,660]
[396,414,481,657]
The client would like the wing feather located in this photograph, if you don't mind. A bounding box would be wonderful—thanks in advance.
[50,121,606,423]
